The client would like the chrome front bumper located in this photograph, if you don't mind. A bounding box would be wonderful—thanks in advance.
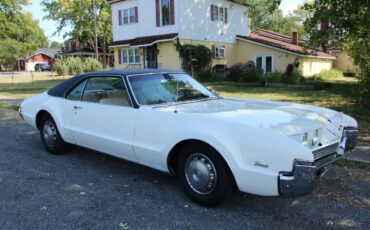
[278,161,317,197]
[18,107,24,120]
[343,127,358,151]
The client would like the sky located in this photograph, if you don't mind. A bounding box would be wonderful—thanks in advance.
[24,0,306,44]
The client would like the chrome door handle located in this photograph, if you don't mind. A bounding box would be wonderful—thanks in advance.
[73,106,82,110]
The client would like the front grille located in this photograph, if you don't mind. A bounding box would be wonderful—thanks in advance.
[313,153,340,169]
[313,143,338,160]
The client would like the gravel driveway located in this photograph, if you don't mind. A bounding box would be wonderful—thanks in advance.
[0,109,369,229]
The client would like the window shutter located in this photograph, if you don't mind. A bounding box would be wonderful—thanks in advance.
[211,45,216,58]
[170,0,175,25]
[118,10,122,25]
[118,49,122,64]
[224,8,228,23]
[135,7,139,23]
[210,5,214,21]
[156,0,160,27]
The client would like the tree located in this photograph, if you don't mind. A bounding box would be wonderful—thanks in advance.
[49,41,63,48]
[0,1,48,69]
[42,0,112,66]
[303,0,370,108]
[0,0,28,15]
[245,0,308,38]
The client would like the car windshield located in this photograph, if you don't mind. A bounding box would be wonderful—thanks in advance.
[128,73,216,105]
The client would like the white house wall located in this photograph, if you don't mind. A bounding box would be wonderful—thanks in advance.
[111,0,248,44]
[179,0,249,44]
[111,0,180,41]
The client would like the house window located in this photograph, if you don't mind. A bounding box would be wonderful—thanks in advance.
[255,55,274,73]
[122,7,138,25]
[211,5,227,23]
[161,0,170,26]
[215,46,225,59]
[121,48,141,64]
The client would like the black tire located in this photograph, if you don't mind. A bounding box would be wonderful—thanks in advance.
[39,114,67,154]
[176,142,234,206]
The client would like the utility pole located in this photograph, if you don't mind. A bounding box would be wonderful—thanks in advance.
[17,31,21,71]
[92,0,99,60]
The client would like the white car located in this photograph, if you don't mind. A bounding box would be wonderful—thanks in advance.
[19,69,358,206]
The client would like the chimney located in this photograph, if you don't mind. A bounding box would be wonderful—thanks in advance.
[292,31,298,45]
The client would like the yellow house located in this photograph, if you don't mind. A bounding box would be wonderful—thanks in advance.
[236,29,336,76]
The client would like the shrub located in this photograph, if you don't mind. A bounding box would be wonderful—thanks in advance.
[228,61,258,82]
[196,69,213,81]
[265,71,283,84]
[83,58,103,72]
[177,43,212,74]
[52,59,68,76]
[235,69,263,83]
[283,63,303,84]
[52,57,103,76]
[65,57,84,75]
[318,68,344,79]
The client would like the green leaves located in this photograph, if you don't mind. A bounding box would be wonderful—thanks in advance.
[41,0,112,50]
[0,3,48,68]
[246,0,307,37]
[303,0,370,108]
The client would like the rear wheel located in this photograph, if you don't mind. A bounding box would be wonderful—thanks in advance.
[176,143,234,206]
[40,114,67,154]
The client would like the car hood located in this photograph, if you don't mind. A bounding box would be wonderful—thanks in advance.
[157,98,344,137]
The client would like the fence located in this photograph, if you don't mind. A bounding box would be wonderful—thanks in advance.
[0,71,72,99]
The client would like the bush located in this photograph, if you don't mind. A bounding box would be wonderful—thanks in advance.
[318,68,343,79]
[65,57,84,75]
[52,59,68,76]
[196,69,213,81]
[83,58,103,72]
[265,71,283,84]
[52,57,103,76]
[235,69,263,83]
[283,63,303,84]
[228,61,259,82]
[177,43,212,74]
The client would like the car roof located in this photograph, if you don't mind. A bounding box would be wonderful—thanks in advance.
[47,69,185,98]
[80,69,183,77]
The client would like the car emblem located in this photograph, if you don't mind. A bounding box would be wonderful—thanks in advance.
[254,161,269,168]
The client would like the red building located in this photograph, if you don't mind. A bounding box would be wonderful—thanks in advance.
[17,48,61,71]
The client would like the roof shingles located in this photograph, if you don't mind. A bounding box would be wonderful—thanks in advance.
[237,30,335,59]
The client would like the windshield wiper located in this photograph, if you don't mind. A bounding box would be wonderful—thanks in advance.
[177,93,210,102]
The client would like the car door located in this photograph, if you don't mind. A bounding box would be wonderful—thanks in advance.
[69,76,138,162]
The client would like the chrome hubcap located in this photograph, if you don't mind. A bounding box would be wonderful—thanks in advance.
[43,121,57,147]
[185,153,217,195]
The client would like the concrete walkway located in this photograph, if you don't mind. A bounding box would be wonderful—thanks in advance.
[344,145,370,164]
[0,98,23,105]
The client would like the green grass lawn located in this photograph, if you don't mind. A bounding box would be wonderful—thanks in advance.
[0,74,368,143]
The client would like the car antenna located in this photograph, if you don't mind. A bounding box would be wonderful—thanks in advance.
[174,78,178,113]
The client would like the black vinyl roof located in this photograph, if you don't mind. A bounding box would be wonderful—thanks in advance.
[47,69,183,98]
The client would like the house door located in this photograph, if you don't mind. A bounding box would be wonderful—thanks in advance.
[145,45,158,69]
[255,55,273,74]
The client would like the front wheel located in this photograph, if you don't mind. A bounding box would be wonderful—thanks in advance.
[176,143,234,206]
[40,114,67,154]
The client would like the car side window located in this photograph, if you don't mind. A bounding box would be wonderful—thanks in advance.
[66,80,87,101]
[81,77,131,107]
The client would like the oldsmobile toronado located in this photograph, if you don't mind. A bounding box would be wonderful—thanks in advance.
[19,69,358,206]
